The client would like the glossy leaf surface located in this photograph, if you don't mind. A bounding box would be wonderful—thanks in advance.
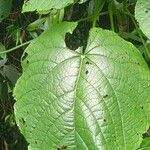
[14,22,150,150]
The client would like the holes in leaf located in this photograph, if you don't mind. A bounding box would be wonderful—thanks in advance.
[85,61,92,65]
[85,61,89,64]
[134,61,140,65]
[19,118,25,125]
[145,8,150,13]
[22,52,28,61]
[103,94,108,98]
[22,52,29,64]
[85,70,89,74]
[57,145,67,150]
[140,106,144,109]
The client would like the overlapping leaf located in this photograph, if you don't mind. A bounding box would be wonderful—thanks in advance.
[22,0,87,12]
[14,22,150,150]
[135,0,150,39]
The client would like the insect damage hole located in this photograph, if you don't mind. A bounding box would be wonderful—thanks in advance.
[85,70,89,74]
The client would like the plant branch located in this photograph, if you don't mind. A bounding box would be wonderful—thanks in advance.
[0,40,32,56]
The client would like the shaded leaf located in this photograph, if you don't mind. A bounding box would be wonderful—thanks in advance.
[135,0,150,39]
[0,0,12,22]
[4,65,21,86]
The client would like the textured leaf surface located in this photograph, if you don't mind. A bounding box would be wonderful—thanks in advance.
[22,0,74,12]
[14,22,150,150]
[0,0,12,22]
[135,0,150,39]
[139,138,150,150]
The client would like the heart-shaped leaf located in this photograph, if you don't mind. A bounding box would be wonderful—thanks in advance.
[14,22,150,150]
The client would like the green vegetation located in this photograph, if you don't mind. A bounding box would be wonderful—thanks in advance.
[0,0,150,149]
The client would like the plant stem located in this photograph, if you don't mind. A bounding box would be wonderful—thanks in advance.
[0,40,32,56]
[77,11,108,23]
[108,1,115,32]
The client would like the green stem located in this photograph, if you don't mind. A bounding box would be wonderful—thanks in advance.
[92,19,96,28]
[0,40,32,56]
[108,1,115,32]
[77,11,108,23]
[125,10,150,60]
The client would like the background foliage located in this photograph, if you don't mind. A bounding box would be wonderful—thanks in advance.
[0,0,150,149]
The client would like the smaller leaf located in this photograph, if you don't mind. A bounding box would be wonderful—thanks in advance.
[3,65,21,86]
[22,0,74,13]
[0,0,12,22]
[88,0,105,19]
[135,0,150,39]
[0,43,7,67]
[27,18,46,31]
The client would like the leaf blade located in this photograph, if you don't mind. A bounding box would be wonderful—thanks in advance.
[135,0,150,39]
[14,23,150,149]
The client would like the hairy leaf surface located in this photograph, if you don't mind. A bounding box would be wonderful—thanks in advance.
[135,0,150,39]
[14,22,150,150]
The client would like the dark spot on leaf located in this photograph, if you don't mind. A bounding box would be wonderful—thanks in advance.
[85,61,89,64]
[27,60,29,64]
[32,126,35,129]
[104,119,106,122]
[20,118,25,125]
[22,52,28,61]
[137,133,139,135]
[35,141,37,144]
[122,56,126,59]
[145,10,149,13]
[85,70,89,74]
[57,145,67,150]
[103,94,108,98]
[141,106,144,109]
[134,61,140,65]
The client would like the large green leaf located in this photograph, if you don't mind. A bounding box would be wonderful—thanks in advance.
[135,0,150,39]
[0,0,12,22]
[22,0,77,12]
[14,22,150,149]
